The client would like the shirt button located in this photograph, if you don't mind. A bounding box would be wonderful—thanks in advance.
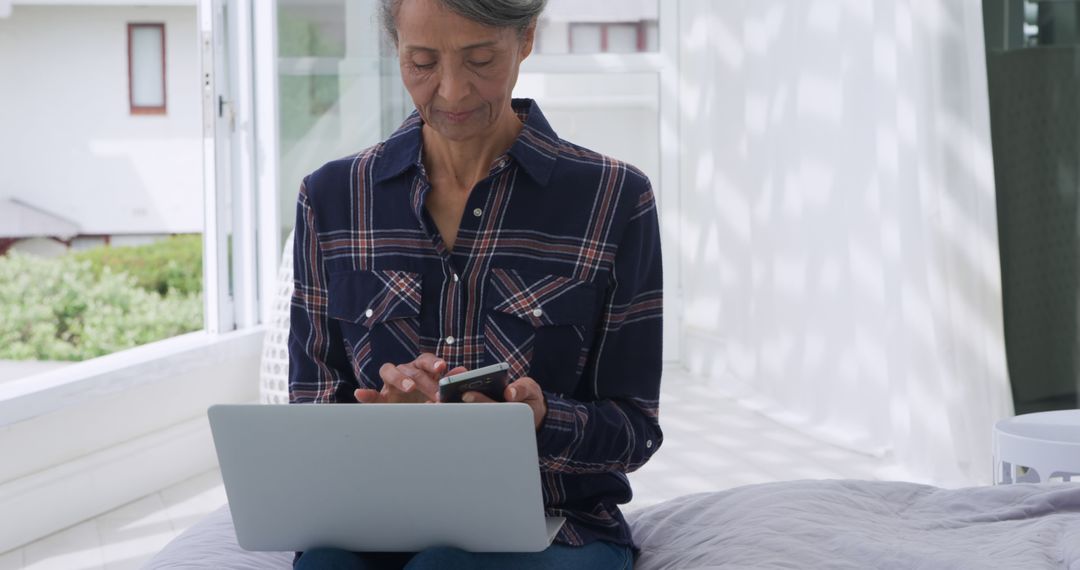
[452,273,459,282]
[364,309,373,318]
[445,336,456,345]
[473,208,483,217]
[531,308,543,318]
[646,440,653,449]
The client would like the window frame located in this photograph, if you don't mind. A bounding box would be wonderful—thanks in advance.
[127,22,168,115]
[1,1,271,419]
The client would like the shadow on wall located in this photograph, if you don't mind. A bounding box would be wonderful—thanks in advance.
[676,0,1010,486]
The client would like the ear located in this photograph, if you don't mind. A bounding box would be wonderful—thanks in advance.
[519,20,537,61]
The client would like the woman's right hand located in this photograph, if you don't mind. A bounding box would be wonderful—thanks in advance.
[353,353,466,403]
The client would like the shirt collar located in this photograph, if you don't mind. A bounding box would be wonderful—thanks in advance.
[373,98,560,187]
[373,113,424,184]
[507,99,559,187]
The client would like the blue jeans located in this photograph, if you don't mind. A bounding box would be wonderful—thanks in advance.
[293,542,634,569]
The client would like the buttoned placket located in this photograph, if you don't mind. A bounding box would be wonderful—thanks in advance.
[443,264,461,357]
[413,155,516,364]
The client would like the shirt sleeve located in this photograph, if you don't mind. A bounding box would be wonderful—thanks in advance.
[288,179,355,404]
[535,182,664,474]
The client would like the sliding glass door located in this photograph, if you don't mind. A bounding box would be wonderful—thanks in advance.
[274,0,408,243]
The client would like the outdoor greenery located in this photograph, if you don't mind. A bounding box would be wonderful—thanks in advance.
[73,235,203,296]
[0,236,203,361]
[277,10,345,146]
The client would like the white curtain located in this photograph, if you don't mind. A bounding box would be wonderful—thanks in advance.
[677,0,1013,485]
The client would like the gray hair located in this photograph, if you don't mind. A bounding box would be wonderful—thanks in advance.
[379,0,547,45]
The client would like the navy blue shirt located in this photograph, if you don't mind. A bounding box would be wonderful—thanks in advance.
[289,99,663,548]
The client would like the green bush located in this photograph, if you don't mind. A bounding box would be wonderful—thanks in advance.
[73,235,202,296]
[0,250,202,361]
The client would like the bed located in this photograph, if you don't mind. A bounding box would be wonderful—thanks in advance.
[146,479,1080,568]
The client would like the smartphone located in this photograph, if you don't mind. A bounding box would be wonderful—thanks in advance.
[438,362,511,403]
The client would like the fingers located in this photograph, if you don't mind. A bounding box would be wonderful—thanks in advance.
[412,353,449,377]
[376,362,433,400]
[379,362,414,393]
[374,356,467,403]
[505,377,541,403]
[505,377,547,430]
[397,364,439,400]
[354,388,381,403]
[461,391,496,404]
[357,382,432,404]
[385,386,432,404]
[374,363,425,402]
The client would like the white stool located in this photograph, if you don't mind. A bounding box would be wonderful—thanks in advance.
[993,409,1080,484]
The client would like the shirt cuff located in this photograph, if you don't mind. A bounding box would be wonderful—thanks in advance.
[536,391,584,459]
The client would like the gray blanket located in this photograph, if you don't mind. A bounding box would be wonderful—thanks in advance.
[146,480,1080,569]
[627,479,1080,569]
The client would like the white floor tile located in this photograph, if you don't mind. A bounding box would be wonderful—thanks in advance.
[0,548,24,570]
[627,374,890,513]
[22,520,104,570]
[96,493,173,533]
[98,533,175,570]
[160,469,227,531]
[96,493,177,570]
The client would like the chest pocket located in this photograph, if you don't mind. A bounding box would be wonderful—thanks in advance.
[484,268,599,396]
[328,269,422,388]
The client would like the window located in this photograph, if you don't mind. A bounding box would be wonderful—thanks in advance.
[536,0,659,55]
[567,22,655,54]
[274,1,408,244]
[0,8,202,385]
[128,23,166,114]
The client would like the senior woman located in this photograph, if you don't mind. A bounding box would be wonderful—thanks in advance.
[288,0,663,567]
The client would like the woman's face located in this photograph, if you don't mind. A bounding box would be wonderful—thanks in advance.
[395,0,534,142]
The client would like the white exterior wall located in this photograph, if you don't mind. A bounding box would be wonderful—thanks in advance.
[0,5,201,236]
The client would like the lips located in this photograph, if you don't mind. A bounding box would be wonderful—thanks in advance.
[440,109,475,123]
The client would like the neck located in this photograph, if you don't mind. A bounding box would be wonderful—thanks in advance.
[422,107,523,191]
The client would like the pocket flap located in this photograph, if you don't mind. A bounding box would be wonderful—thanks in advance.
[488,268,597,327]
[328,270,422,326]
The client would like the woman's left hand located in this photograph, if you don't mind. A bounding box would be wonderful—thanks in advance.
[461,376,547,431]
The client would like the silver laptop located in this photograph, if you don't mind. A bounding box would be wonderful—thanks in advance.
[207,402,564,553]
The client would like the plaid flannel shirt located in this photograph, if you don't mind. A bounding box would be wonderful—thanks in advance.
[289,99,663,548]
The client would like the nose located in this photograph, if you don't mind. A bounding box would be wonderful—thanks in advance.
[437,63,471,105]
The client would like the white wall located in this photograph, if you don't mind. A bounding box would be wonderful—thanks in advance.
[0,5,201,236]
[677,0,1012,485]
[0,331,262,553]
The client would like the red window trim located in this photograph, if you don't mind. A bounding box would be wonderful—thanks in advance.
[127,23,167,116]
